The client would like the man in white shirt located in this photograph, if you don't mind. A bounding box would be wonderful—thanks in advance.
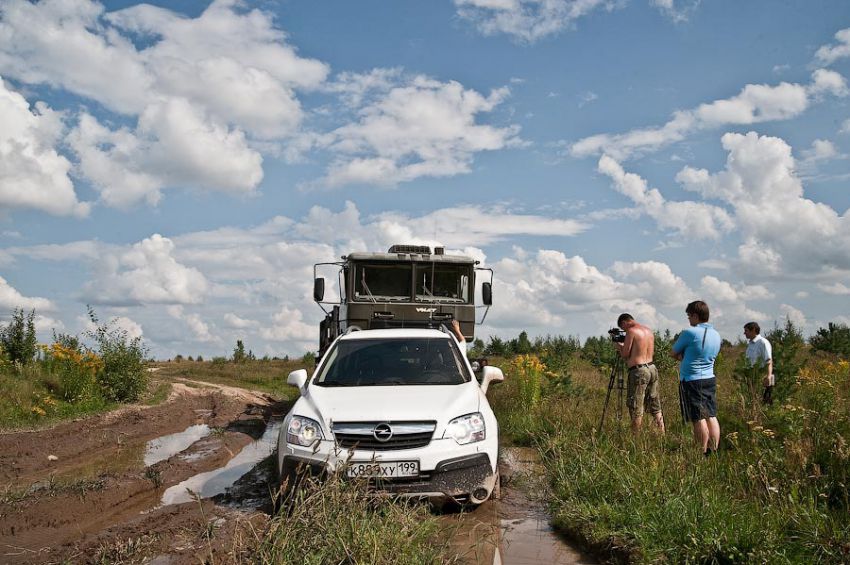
[744,322,773,404]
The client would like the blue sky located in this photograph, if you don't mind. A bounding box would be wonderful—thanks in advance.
[1,0,849,358]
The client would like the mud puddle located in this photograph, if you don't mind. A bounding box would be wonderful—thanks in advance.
[445,447,594,565]
[145,424,212,466]
[161,420,281,506]
[0,383,282,564]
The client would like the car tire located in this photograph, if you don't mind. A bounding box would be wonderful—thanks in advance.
[491,469,502,501]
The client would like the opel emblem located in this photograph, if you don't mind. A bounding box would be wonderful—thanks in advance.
[373,423,393,442]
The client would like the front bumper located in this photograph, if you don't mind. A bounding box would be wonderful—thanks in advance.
[278,438,498,503]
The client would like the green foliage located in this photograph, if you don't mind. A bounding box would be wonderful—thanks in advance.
[484,335,508,356]
[256,472,455,564]
[85,307,148,402]
[0,308,38,366]
[300,351,315,365]
[765,317,807,404]
[468,338,485,358]
[581,335,616,368]
[810,323,850,358]
[232,339,247,363]
[490,347,850,564]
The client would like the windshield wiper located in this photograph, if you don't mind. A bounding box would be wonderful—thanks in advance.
[360,270,377,304]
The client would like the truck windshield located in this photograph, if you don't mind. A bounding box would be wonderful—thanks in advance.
[353,263,411,301]
[315,338,469,386]
[414,264,471,303]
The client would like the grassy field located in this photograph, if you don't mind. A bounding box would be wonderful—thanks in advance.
[490,347,850,563]
[149,358,308,399]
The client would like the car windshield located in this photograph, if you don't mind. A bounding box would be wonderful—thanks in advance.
[315,338,470,386]
[414,264,471,303]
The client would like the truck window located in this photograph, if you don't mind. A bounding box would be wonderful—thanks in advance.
[414,264,470,303]
[353,263,411,301]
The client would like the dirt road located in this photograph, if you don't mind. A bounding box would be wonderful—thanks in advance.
[0,381,589,564]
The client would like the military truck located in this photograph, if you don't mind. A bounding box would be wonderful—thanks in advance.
[312,244,493,358]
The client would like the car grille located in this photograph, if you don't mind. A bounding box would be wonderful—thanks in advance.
[333,421,436,451]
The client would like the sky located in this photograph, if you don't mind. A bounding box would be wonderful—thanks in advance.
[1,0,850,359]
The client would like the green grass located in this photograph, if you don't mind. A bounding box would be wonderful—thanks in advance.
[252,473,459,564]
[490,352,850,563]
[0,366,116,431]
[150,358,307,399]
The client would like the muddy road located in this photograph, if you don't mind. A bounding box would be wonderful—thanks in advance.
[0,381,590,564]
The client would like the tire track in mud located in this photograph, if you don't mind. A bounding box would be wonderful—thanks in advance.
[0,382,289,564]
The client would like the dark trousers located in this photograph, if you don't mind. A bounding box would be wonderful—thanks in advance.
[762,385,774,405]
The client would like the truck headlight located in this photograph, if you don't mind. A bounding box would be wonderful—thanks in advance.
[286,416,323,447]
[444,412,486,445]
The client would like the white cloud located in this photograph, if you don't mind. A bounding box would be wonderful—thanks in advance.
[699,275,772,303]
[650,0,701,23]
[597,154,734,239]
[779,303,807,329]
[84,234,209,305]
[697,259,729,270]
[454,0,614,43]
[260,306,314,343]
[0,276,54,311]
[814,27,850,66]
[677,131,850,274]
[313,77,521,188]
[571,70,847,160]
[817,282,850,295]
[167,305,217,343]
[801,139,838,162]
[0,79,90,217]
[81,314,144,340]
[223,313,259,329]
[0,0,324,210]
[67,102,264,208]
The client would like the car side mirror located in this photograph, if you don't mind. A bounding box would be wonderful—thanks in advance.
[313,278,325,302]
[482,282,492,306]
[287,369,308,390]
[480,366,504,394]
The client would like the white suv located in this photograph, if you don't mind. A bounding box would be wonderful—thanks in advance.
[276,327,504,505]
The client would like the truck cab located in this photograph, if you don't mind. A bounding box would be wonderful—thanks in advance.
[313,245,493,358]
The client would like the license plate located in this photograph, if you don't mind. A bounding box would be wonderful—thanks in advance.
[346,461,419,478]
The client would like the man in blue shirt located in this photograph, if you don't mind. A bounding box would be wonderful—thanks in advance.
[672,300,722,455]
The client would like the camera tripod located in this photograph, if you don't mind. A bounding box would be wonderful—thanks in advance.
[597,355,627,434]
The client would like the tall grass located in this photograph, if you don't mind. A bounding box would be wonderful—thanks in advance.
[491,349,850,563]
[253,473,458,564]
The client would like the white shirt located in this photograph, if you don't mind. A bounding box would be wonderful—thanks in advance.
[746,334,773,384]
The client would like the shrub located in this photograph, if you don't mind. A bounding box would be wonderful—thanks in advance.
[765,317,807,404]
[0,308,38,366]
[810,323,850,358]
[85,308,148,402]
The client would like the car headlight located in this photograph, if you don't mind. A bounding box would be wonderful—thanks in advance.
[286,415,324,447]
[444,412,486,445]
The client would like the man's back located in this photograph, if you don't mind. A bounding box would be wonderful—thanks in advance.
[625,323,654,366]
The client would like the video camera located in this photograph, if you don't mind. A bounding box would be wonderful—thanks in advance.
[608,327,626,343]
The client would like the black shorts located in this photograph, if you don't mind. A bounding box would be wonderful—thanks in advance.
[679,378,717,422]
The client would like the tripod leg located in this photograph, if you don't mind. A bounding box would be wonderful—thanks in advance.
[598,371,616,434]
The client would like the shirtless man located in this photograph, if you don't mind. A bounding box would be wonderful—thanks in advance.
[615,313,665,434]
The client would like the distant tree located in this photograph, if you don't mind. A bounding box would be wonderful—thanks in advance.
[174,354,184,363]
[765,317,807,404]
[0,308,38,365]
[809,323,850,358]
[196,355,204,362]
[187,355,194,362]
[233,340,246,363]
[582,335,616,368]
[469,338,485,358]
[300,351,315,365]
[513,331,533,355]
[484,336,508,357]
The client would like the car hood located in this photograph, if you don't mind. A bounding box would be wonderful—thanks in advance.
[303,381,480,427]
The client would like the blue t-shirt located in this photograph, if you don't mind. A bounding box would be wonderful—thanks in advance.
[672,323,721,382]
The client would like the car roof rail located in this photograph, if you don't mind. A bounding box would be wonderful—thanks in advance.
[345,325,362,334]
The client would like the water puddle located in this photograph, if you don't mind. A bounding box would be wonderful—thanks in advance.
[498,514,590,564]
[160,421,282,506]
[144,424,211,466]
[445,447,595,564]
